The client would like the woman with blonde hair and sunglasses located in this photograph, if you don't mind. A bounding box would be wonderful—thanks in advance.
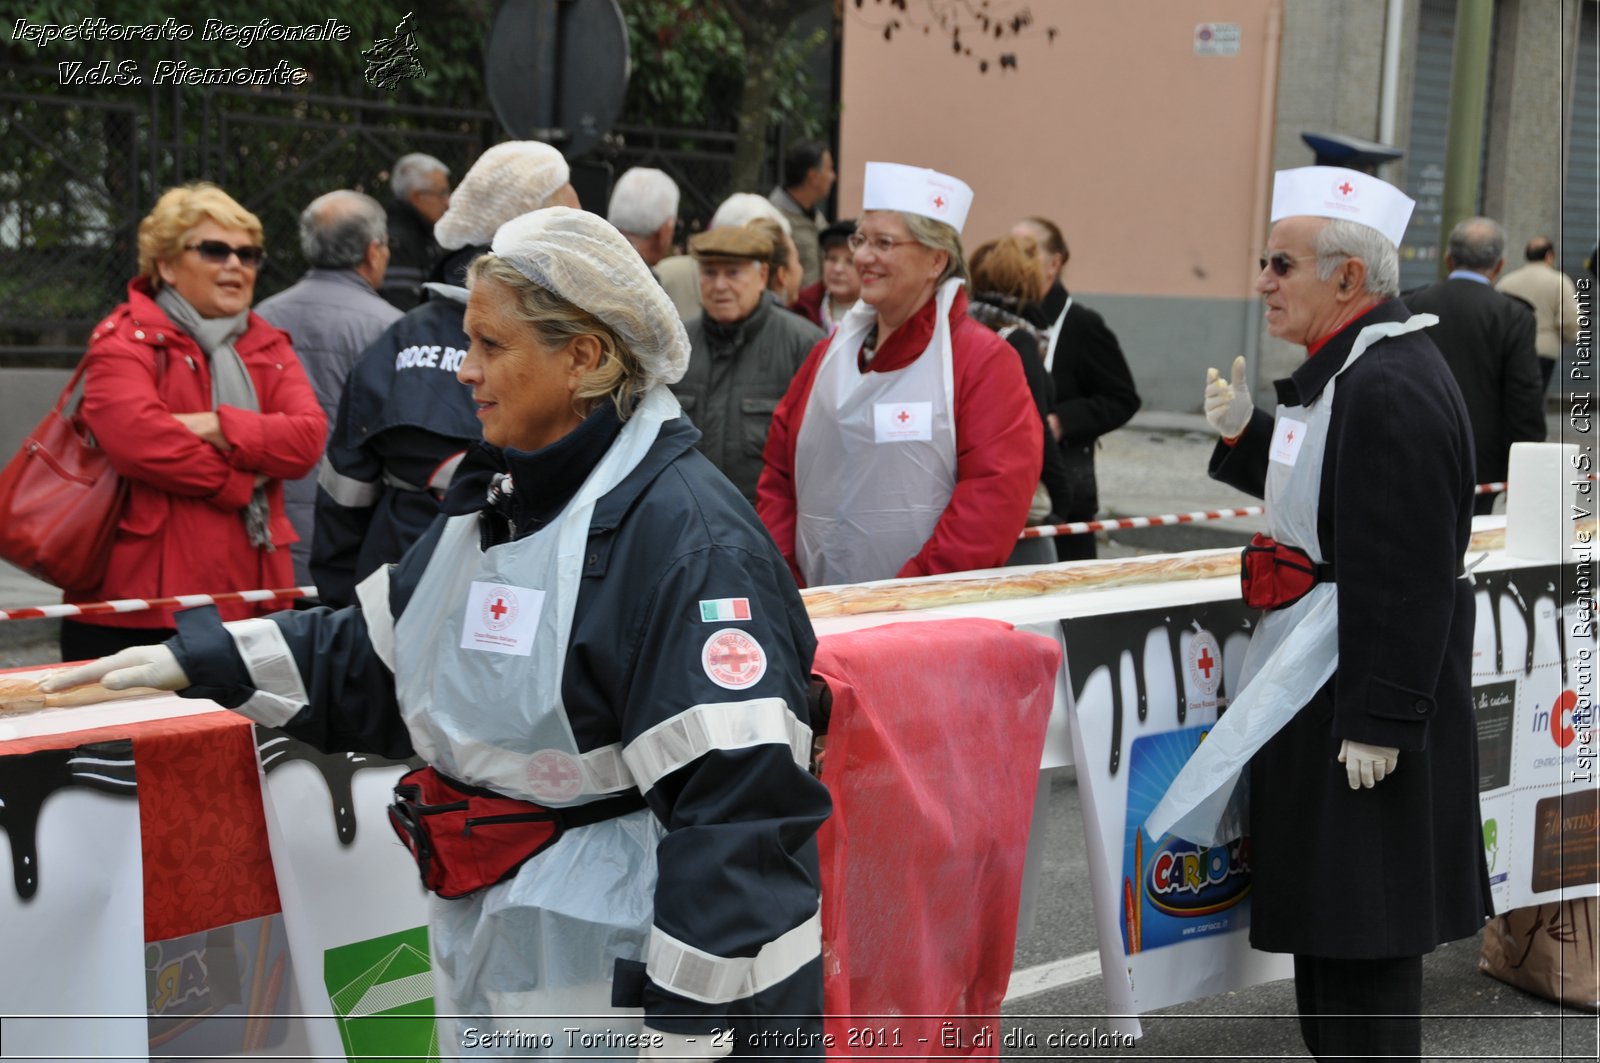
[57,182,324,661]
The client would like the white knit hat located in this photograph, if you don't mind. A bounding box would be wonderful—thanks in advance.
[489,207,691,389]
[434,141,570,251]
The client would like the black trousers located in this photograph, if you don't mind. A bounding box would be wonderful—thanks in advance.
[59,619,176,664]
[1293,953,1423,1062]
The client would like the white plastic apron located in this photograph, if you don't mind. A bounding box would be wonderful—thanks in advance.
[392,386,680,1057]
[1145,314,1438,846]
[794,278,962,586]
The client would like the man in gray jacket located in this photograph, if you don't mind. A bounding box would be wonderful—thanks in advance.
[671,226,823,503]
[256,190,401,584]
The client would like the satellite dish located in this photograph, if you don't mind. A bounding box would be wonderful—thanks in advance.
[484,0,630,158]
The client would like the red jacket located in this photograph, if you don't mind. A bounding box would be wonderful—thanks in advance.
[67,278,326,627]
[756,288,1042,586]
[790,281,826,329]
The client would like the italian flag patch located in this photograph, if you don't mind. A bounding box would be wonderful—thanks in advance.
[699,598,751,622]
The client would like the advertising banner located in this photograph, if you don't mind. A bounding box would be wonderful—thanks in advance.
[1063,602,1291,1029]
[1471,564,1598,913]
[254,726,440,1062]
[0,740,145,1061]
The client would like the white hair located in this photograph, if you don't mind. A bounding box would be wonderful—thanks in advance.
[391,153,449,200]
[607,168,680,237]
[1314,218,1400,298]
[710,192,791,235]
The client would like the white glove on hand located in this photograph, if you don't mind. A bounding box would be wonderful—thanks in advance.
[1338,739,1399,790]
[638,1028,733,1061]
[39,645,190,694]
[1204,355,1253,439]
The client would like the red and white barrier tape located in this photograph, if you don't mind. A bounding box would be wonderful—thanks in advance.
[1019,506,1265,540]
[0,586,315,622]
[1021,481,1511,541]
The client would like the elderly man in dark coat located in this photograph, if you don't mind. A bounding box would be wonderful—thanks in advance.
[1197,168,1489,1061]
[670,225,822,503]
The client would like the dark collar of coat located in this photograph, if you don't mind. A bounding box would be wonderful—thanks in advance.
[1274,297,1413,407]
[442,400,702,536]
[1023,278,1070,331]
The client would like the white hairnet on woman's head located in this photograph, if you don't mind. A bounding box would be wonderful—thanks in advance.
[433,141,570,251]
[489,207,691,388]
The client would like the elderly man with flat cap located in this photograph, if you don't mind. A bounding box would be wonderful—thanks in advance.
[312,141,579,607]
[670,225,822,503]
[1154,168,1490,1061]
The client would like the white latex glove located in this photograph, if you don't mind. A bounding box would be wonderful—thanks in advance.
[1204,355,1253,439]
[1338,739,1399,790]
[638,1028,733,1061]
[39,645,190,694]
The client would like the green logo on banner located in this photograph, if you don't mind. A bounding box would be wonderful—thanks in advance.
[1483,818,1499,872]
[325,925,439,1062]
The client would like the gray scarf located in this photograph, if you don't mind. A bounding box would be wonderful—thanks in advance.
[155,286,274,550]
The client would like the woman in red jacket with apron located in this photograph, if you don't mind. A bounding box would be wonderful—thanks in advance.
[757,163,1041,587]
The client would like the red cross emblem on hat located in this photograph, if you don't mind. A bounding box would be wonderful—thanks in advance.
[1337,180,1355,198]
[932,195,946,210]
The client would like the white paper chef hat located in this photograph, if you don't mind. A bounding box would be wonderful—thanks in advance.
[1270,166,1415,248]
[862,162,974,233]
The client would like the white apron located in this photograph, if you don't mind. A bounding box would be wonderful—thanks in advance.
[1145,314,1438,846]
[392,386,681,1057]
[794,278,962,586]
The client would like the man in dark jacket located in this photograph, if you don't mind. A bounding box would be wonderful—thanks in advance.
[314,141,578,606]
[1404,216,1545,513]
[256,190,402,584]
[379,153,451,311]
[671,226,822,503]
[1011,216,1141,560]
[1201,166,1488,1061]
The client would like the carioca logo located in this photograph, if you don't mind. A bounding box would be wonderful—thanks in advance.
[1551,690,1578,749]
[1145,835,1252,917]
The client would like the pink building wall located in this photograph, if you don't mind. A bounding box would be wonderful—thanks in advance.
[838,0,1284,302]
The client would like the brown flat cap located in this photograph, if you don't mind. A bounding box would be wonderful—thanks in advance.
[689,227,773,262]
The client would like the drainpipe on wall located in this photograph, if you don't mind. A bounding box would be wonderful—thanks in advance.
[1379,0,1405,147]
[1244,0,1284,392]
[1439,0,1495,277]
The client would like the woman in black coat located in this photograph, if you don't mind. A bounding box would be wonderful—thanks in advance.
[1012,217,1141,561]
[968,235,1075,566]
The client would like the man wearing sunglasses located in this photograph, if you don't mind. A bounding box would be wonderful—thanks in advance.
[1189,167,1489,1061]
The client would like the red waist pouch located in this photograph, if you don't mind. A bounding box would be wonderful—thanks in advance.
[387,765,646,899]
[1239,533,1333,610]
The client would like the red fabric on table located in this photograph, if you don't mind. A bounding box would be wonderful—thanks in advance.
[814,618,1061,1056]
[0,710,281,941]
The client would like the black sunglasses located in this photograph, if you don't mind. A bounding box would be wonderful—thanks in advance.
[1258,251,1315,277]
[185,240,266,268]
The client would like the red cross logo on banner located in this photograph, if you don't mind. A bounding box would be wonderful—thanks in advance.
[1185,630,1223,697]
[1285,429,1295,443]
[897,409,911,424]
[703,629,767,689]
[490,598,509,620]
[526,750,584,802]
